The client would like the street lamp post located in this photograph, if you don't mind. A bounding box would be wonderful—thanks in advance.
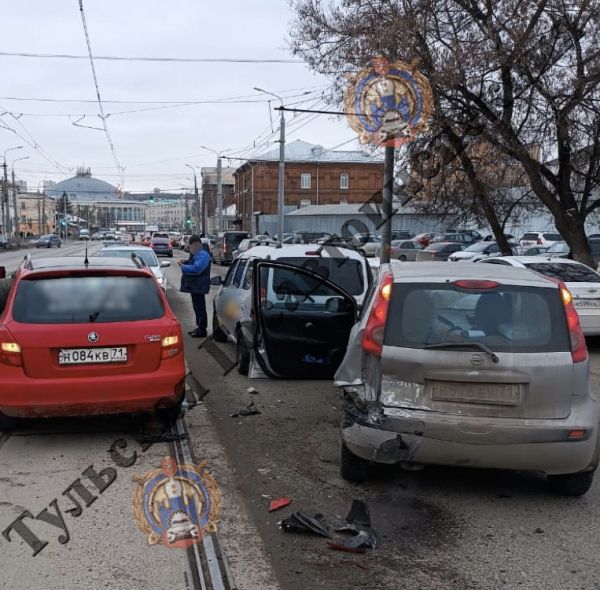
[254,88,285,246]
[11,155,29,241]
[2,146,22,240]
[200,146,230,234]
[185,164,201,233]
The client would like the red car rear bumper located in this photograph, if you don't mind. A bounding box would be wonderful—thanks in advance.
[0,361,186,418]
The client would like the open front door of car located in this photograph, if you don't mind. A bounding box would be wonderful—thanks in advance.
[251,260,358,379]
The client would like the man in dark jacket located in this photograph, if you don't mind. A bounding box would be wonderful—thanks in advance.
[178,235,211,338]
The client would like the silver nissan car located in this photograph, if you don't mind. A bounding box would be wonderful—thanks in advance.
[335,262,599,495]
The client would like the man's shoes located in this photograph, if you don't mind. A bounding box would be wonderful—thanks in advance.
[189,329,207,338]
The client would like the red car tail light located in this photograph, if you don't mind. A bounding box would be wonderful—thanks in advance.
[537,237,543,245]
[161,324,183,360]
[361,272,393,356]
[0,339,22,367]
[223,242,228,254]
[558,281,588,363]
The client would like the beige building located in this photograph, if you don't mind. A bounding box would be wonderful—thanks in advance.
[17,193,56,236]
[144,197,187,229]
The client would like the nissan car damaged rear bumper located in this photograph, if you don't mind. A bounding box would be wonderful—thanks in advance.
[341,392,600,475]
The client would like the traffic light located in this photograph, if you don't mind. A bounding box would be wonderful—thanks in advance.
[186,218,191,226]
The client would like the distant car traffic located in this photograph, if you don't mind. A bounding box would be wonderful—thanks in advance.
[355,234,381,258]
[35,234,61,248]
[477,256,600,335]
[78,229,90,240]
[151,236,173,257]
[210,244,372,376]
[91,232,104,240]
[335,262,598,496]
[97,245,171,292]
[521,245,549,256]
[416,241,464,261]
[232,237,276,260]
[0,255,185,428]
[545,238,600,267]
[431,232,478,246]
[0,235,7,249]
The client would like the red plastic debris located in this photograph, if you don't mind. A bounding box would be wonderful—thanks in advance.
[269,497,292,512]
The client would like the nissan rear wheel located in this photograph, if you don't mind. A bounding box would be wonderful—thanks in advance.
[547,470,595,496]
[399,255,407,262]
[212,309,228,343]
[340,442,370,483]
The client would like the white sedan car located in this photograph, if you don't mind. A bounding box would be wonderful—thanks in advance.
[448,241,502,262]
[97,245,171,292]
[477,256,600,335]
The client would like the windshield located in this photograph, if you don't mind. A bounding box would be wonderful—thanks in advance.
[525,262,600,283]
[13,276,164,324]
[547,241,569,253]
[464,242,492,252]
[276,256,364,295]
[384,283,569,353]
[98,249,159,267]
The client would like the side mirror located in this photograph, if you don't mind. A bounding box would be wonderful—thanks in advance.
[160,260,171,268]
[0,266,5,279]
[210,275,223,286]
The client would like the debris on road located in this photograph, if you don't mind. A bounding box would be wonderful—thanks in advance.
[246,387,259,395]
[280,512,332,538]
[335,500,379,550]
[230,401,261,418]
[257,468,271,476]
[269,497,292,512]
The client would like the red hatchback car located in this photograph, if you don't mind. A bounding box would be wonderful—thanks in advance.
[0,255,185,427]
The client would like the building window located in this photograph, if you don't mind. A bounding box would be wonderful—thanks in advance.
[301,173,311,189]
[340,173,349,190]
[21,201,26,210]
[340,199,348,205]
[21,215,26,223]
[300,199,311,208]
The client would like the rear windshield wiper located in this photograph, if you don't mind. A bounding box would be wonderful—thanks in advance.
[423,342,499,363]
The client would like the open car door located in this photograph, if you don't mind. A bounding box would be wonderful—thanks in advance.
[251,260,357,379]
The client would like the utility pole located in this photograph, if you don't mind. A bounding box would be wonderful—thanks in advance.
[276,108,286,246]
[2,160,8,240]
[186,164,201,234]
[37,197,41,236]
[255,88,286,246]
[379,146,395,264]
[41,194,46,234]
[216,157,223,233]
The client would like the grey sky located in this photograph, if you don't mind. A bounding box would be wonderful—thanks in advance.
[1,0,356,192]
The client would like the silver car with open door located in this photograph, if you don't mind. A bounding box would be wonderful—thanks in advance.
[249,260,357,380]
[335,262,599,495]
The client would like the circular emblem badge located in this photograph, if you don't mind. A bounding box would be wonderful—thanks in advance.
[87,332,99,343]
[470,353,485,367]
[344,56,433,147]
[133,456,222,549]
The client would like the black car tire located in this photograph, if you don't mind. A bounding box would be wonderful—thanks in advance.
[168,253,173,258]
[47,243,51,248]
[57,243,61,248]
[358,249,366,257]
[547,470,595,496]
[236,328,250,375]
[0,412,17,431]
[340,442,370,483]
[212,309,228,343]
[399,255,407,262]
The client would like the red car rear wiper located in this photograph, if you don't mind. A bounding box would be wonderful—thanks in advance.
[423,342,499,363]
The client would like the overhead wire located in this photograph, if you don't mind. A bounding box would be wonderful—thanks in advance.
[0,51,306,64]
[77,0,124,183]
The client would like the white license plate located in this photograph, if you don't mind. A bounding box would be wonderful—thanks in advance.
[431,381,520,405]
[574,299,600,309]
[59,347,128,365]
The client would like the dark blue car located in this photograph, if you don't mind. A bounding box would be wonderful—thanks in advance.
[36,234,61,248]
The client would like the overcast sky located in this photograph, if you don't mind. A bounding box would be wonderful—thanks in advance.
[1,0,356,192]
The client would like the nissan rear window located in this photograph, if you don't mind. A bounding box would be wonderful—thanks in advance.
[277,257,364,295]
[525,262,600,283]
[522,233,538,240]
[384,283,569,353]
[543,233,561,241]
[13,276,164,324]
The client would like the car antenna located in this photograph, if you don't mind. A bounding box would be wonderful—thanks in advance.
[84,240,89,266]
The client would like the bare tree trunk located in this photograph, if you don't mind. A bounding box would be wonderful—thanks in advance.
[555,215,594,267]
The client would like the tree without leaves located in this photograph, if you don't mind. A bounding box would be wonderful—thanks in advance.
[289,0,600,265]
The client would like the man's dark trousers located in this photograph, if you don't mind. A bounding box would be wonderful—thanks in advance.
[191,293,207,333]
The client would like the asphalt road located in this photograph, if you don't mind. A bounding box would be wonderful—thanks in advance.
[2,247,600,589]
